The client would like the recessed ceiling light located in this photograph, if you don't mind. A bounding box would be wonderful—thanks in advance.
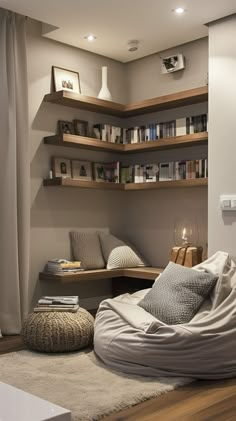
[84,35,97,42]
[173,7,186,14]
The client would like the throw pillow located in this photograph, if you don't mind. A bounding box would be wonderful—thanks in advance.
[138,261,218,324]
[98,232,146,269]
[70,231,105,270]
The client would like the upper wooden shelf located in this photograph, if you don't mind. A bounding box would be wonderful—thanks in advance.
[44,132,208,154]
[39,266,164,284]
[44,177,208,190]
[124,86,208,117]
[43,86,208,118]
[43,91,124,117]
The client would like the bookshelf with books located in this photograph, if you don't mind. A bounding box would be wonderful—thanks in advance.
[43,86,208,192]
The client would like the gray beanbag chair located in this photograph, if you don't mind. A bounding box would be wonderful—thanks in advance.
[94,251,236,379]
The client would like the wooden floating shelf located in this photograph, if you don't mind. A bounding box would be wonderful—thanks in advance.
[44,134,124,153]
[44,132,208,154]
[43,91,124,117]
[44,86,208,118]
[43,177,123,190]
[124,86,208,117]
[124,132,208,153]
[125,178,208,190]
[39,267,164,284]
[44,177,208,190]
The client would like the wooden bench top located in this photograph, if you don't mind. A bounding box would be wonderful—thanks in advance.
[39,267,164,284]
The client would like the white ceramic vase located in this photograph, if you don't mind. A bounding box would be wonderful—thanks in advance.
[97,66,113,101]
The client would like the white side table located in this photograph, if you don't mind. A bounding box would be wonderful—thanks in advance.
[0,382,71,421]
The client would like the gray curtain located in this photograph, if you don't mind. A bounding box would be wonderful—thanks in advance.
[0,9,30,334]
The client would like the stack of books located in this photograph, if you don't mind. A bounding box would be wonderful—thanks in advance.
[34,296,79,313]
[47,259,83,273]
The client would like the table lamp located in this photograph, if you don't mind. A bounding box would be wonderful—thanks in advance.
[170,219,203,267]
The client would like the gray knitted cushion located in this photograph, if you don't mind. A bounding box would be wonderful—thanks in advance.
[70,231,105,270]
[98,232,145,270]
[138,261,218,324]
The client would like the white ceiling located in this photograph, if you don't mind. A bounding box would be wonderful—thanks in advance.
[0,0,236,62]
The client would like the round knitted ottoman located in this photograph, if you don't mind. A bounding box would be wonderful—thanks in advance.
[22,308,94,353]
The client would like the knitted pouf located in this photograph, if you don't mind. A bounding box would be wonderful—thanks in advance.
[22,308,94,353]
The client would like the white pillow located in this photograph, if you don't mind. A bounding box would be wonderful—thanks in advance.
[98,232,146,270]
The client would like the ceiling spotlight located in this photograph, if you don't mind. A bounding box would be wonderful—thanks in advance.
[173,7,186,14]
[84,35,97,42]
[128,40,139,52]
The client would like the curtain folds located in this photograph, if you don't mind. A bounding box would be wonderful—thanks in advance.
[0,9,30,334]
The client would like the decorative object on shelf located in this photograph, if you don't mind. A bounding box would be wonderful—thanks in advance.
[161,54,185,74]
[73,119,88,137]
[93,161,119,183]
[57,120,74,135]
[52,66,81,93]
[52,157,72,178]
[71,160,92,181]
[97,66,113,101]
[171,218,203,267]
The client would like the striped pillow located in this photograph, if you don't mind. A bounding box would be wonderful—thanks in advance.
[98,232,146,269]
[70,231,105,270]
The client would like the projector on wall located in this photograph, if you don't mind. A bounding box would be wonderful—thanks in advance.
[161,54,185,74]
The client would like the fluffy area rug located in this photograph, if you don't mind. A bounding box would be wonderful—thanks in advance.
[0,349,193,420]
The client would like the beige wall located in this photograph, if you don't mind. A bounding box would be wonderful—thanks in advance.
[28,18,208,309]
[27,19,127,309]
[208,15,236,260]
[126,37,208,102]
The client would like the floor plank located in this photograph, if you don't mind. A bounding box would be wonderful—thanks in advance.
[0,335,24,354]
[103,378,236,420]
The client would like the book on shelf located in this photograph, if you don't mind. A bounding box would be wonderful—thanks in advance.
[145,164,159,182]
[46,259,82,273]
[34,304,79,313]
[134,165,145,183]
[120,165,134,183]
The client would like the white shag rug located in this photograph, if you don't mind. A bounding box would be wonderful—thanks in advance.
[0,349,193,420]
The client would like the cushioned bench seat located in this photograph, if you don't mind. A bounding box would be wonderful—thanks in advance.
[39,267,164,284]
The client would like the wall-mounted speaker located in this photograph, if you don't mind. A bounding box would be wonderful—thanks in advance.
[161,54,185,74]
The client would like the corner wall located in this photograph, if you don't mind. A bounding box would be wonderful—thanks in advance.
[208,15,236,260]
[28,19,209,308]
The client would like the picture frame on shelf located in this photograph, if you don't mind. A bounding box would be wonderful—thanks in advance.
[52,157,72,178]
[57,120,74,135]
[52,66,81,93]
[93,162,119,183]
[73,119,89,137]
[71,160,92,181]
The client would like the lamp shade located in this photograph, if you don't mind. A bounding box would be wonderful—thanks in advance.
[174,218,199,246]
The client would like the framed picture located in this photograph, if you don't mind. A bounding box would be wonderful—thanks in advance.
[52,158,72,178]
[93,162,119,183]
[71,160,92,181]
[73,119,89,137]
[57,120,74,135]
[52,66,81,93]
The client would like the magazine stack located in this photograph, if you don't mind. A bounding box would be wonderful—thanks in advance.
[34,296,79,313]
[47,259,83,273]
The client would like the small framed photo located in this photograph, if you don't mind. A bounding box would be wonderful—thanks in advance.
[52,66,81,93]
[57,120,74,135]
[52,158,72,178]
[73,119,89,137]
[93,163,106,182]
[71,160,92,181]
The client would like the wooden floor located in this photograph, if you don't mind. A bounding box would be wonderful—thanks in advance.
[1,336,236,420]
